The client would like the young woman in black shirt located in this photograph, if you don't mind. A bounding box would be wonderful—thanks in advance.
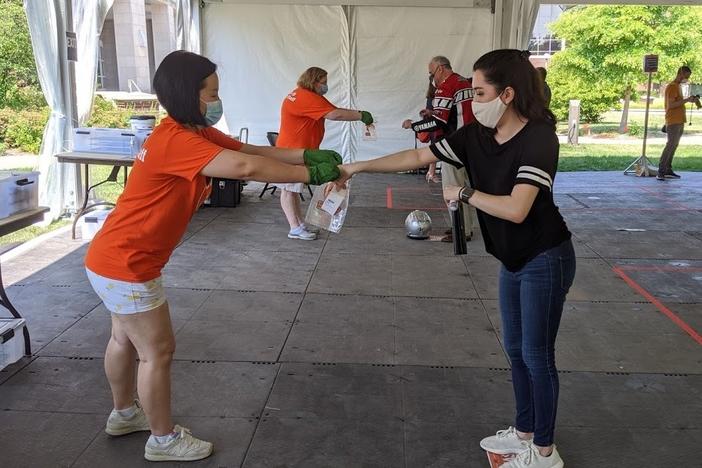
[334,49,574,468]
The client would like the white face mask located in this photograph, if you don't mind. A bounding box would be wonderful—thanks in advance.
[472,93,508,129]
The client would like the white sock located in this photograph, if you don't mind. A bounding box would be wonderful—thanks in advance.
[114,404,137,419]
[150,431,178,444]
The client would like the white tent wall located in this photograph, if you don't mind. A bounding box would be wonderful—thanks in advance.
[202,2,494,161]
[202,4,352,152]
[354,5,494,160]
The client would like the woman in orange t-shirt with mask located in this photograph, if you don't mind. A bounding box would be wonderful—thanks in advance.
[275,67,374,240]
[84,51,341,462]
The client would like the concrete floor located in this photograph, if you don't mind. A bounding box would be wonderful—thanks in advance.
[0,171,700,468]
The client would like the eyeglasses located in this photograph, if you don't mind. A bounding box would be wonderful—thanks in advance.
[429,65,443,79]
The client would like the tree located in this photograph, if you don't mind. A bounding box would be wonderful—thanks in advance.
[547,5,702,127]
[0,0,44,109]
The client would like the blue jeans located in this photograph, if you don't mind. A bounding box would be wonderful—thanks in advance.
[498,239,576,447]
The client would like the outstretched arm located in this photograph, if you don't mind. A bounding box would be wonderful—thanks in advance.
[239,143,304,164]
[334,146,438,187]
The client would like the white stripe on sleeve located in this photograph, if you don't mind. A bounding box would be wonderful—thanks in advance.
[437,139,461,164]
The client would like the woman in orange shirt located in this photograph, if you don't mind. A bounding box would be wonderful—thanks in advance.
[84,51,340,462]
[275,67,373,240]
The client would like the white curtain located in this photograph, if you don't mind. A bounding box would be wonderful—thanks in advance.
[202,3,494,161]
[24,0,113,219]
[494,0,540,49]
[353,5,494,160]
[203,4,351,152]
[173,0,201,53]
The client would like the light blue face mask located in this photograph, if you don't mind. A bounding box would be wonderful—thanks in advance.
[318,84,329,96]
[201,99,223,126]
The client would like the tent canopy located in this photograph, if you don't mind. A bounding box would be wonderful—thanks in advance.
[25,0,538,217]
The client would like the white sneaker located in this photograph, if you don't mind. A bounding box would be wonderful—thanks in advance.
[480,426,532,455]
[288,228,317,240]
[501,444,564,468]
[105,400,150,436]
[144,425,213,462]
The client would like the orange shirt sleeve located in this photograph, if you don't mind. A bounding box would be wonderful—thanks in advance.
[202,127,245,151]
[160,128,226,181]
[293,91,337,121]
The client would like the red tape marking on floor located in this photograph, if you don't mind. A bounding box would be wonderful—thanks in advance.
[617,265,702,273]
[612,266,702,346]
[386,186,393,209]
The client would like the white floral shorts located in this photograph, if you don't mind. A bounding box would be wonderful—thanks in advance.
[85,268,166,314]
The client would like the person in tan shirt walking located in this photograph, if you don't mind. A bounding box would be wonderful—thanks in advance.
[658,66,701,181]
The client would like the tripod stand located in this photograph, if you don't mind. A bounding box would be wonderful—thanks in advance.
[624,70,657,176]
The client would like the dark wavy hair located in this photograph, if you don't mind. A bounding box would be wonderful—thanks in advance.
[473,49,556,130]
[153,50,217,127]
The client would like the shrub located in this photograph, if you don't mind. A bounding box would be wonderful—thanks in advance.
[86,95,132,128]
[627,121,643,137]
[0,107,48,154]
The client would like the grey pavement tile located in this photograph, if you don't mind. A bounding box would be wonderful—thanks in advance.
[462,255,502,299]
[483,300,702,373]
[391,256,478,298]
[172,361,279,418]
[174,320,291,362]
[484,300,688,336]
[264,362,403,421]
[558,372,702,430]
[0,356,112,413]
[73,416,256,468]
[164,287,214,321]
[556,426,700,467]
[323,226,455,257]
[161,265,227,289]
[575,229,702,259]
[184,219,328,254]
[403,420,506,468]
[243,416,404,468]
[556,330,702,373]
[0,410,104,468]
[192,290,302,322]
[308,253,392,296]
[668,303,702,336]
[213,251,320,292]
[567,258,644,303]
[280,293,396,364]
[401,367,513,424]
[613,267,702,303]
[0,355,33,385]
[394,297,507,367]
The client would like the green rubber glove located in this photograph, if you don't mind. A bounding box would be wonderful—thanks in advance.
[308,161,340,185]
[360,110,374,125]
[303,149,343,167]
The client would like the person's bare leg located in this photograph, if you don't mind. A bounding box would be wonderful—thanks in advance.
[426,162,437,182]
[116,301,175,436]
[280,189,301,229]
[104,319,137,410]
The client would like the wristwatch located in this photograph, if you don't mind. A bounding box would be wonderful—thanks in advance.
[459,186,475,205]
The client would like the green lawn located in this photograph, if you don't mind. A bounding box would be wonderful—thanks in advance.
[559,144,702,171]
[557,111,702,137]
[0,219,71,249]
[0,165,125,248]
